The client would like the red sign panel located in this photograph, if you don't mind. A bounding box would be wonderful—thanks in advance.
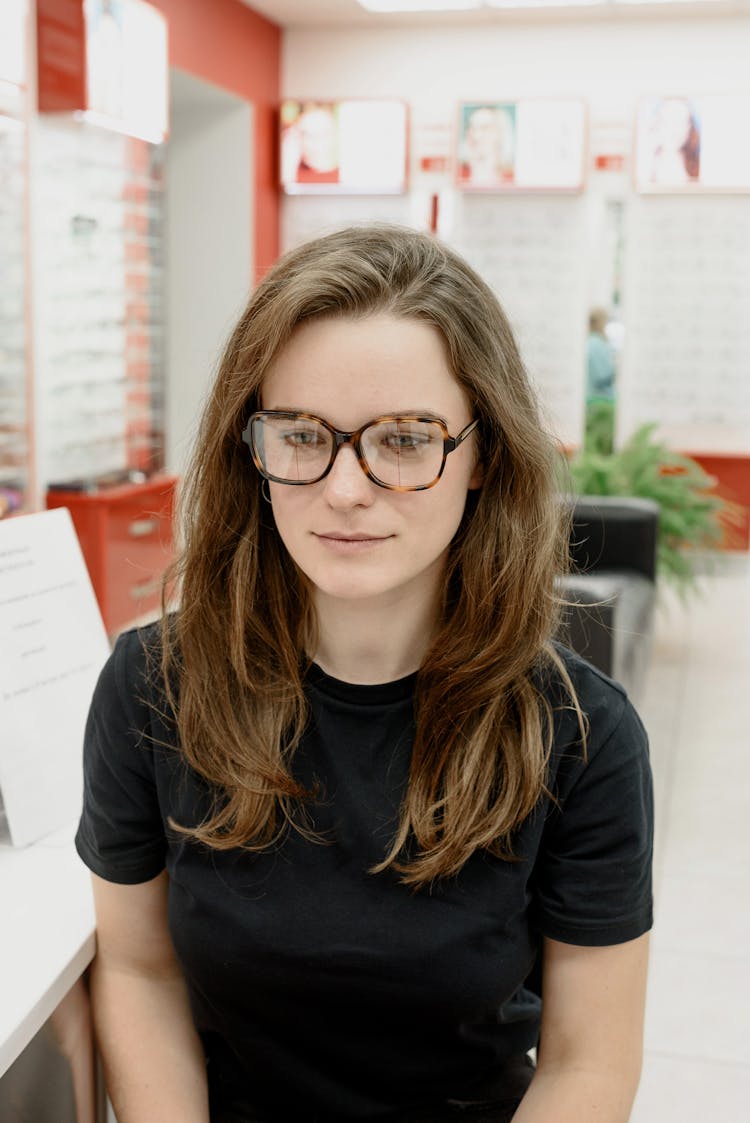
[36,0,87,111]
[595,154,626,172]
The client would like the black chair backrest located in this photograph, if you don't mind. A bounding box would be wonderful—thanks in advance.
[568,496,659,582]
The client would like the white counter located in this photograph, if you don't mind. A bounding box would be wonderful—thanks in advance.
[0,822,96,1076]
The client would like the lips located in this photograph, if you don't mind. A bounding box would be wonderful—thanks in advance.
[316,532,390,541]
[313,532,392,552]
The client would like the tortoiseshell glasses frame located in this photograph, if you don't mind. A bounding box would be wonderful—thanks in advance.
[242,411,480,492]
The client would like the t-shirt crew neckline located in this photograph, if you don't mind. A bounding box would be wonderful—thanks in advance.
[306,662,418,705]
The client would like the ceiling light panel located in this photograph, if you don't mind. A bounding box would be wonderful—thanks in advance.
[357,1,482,13]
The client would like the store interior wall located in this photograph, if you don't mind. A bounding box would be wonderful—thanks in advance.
[280,13,750,275]
[151,0,280,277]
[280,13,750,308]
[165,69,252,478]
[281,15,750,113]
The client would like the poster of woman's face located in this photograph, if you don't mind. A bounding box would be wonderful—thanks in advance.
[280,99,408,194]
[281,101,340,186]
[457,103,516,188]
[637,97,701,188]
[636,95,750,192]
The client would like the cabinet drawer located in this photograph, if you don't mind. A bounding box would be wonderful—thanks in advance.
[104,498,173,632]
[46,476,177,634]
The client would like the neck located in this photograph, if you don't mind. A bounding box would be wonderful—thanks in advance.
[312,585,441,685]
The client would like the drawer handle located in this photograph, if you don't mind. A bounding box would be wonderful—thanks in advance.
[130,579,159,599]
[129,518,158,538]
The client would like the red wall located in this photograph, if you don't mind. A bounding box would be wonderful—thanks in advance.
[690,453,750,551]
[151,0,281,278]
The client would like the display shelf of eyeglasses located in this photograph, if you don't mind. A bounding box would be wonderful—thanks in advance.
[46,472,178,635]
[34,120,166,496]
[0,365,28,519]
[0,101,29,516]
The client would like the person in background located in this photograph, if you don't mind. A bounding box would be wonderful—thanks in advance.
[585,307,617,454]
[76,226,652,1123]
[586,308,616,404]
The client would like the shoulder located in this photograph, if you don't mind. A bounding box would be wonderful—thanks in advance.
[92,618,169,731]
[539,641,631,728]
[539,643,648,792]
[112,618,159,678]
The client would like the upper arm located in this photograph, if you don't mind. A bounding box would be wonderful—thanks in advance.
[537,933,650,1082]
[76,631,168,885]
[91,870,181,978]
[536,690,654,948]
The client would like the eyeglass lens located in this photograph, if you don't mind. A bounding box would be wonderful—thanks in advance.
[252,415,446,488]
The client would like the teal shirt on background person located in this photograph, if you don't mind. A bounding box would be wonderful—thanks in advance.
[586,332,616,402]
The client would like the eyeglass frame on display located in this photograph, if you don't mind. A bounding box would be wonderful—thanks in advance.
[242,410,480,492]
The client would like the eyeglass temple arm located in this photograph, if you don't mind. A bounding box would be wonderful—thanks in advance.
[446,418,479,452]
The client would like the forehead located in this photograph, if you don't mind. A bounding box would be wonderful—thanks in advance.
[261,314,470,426]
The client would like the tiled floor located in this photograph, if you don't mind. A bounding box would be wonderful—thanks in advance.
[630,555,750,1121]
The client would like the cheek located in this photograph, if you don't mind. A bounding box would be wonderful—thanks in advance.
[414,482,471,550]
[267,493,308,553]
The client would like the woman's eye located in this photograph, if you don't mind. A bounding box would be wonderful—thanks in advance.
[382,432,429,451]
[283,429,324,447]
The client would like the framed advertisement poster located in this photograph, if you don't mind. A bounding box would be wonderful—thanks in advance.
[457,98,586,192]
[280,99,408,195]
[635,95,750,192]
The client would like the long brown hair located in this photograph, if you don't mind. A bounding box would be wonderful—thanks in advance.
[159,224,580,887]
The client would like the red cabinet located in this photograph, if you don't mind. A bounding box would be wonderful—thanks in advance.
[46,475,177,635]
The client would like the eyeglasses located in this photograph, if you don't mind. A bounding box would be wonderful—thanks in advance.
[242,411,479,492]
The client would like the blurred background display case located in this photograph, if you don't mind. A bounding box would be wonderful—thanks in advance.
[0,0,30,519]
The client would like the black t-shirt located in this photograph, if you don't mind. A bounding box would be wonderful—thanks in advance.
[75,624,653,1122]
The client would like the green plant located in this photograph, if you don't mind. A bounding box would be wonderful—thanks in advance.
[566,422,737,593]
[583,399,616,456]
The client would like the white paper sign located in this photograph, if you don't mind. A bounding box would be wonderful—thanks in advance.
[0,509,111,847]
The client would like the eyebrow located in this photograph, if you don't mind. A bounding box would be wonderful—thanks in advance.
[266,406,448,423]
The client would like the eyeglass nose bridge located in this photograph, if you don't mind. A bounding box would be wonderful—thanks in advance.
[324,426,369,479]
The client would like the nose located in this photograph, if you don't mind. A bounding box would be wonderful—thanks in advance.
[322,443,375,509]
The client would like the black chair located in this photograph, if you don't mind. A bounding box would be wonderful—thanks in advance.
[557,496,660,703]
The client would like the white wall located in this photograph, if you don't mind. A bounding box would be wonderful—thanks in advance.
[282,17,750,115]
[281,16,750,452]
[165,71,253,477]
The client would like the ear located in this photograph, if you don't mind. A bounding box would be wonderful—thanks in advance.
[467,461,485,490]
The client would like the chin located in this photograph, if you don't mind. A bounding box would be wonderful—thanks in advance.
[311,574,394,602]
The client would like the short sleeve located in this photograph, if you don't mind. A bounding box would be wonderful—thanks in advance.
[534,689,654,946]
[75,628,167,884]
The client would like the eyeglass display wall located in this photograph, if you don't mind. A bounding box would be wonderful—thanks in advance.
[0,114,27,512]
[618,193,750,456]
[34,117,165,490]
[0,64,29,517]
[449,193,588,448]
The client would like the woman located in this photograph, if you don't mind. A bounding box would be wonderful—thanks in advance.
[76,226,653,1123]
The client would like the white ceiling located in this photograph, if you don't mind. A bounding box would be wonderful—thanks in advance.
[242,0,376,25]
[242,0,747,28]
